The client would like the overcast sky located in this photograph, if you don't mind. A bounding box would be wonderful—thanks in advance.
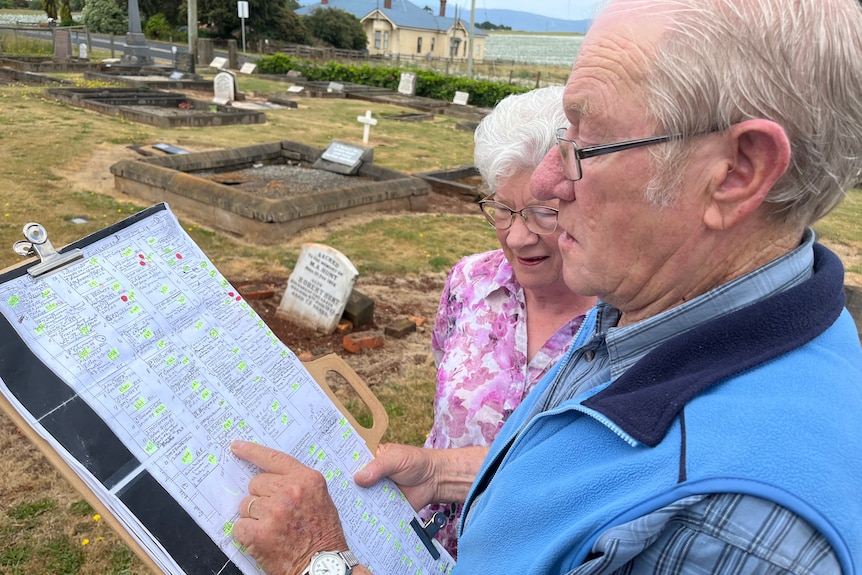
[459,0,603,21]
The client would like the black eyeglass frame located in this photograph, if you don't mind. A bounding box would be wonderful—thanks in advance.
[555,127,684,181]
[478,199,560,235]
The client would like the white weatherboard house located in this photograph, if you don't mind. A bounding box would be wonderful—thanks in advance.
[298,0,486,62]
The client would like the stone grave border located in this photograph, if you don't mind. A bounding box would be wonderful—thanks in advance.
[109,140,430,244]
[44,87,265,128]
[84,69,214,92]
[415,165,484,201]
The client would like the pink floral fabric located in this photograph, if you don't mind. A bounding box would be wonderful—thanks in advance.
[422,249,585,558]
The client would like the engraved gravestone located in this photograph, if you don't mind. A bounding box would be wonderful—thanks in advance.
[313,140,373,175]
[210,56,228,70]
[276,244,359,334]
[213,70,236,105]
[175,50,195,75]
[53,28,72,60]
[397,72,417,96]
[453,91,470,106]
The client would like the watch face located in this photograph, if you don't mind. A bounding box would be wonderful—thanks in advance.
[311,552,347,575]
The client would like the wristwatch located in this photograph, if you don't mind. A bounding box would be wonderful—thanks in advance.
[302,550,360,575]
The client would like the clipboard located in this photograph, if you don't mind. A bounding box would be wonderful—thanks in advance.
[0,203,452,574]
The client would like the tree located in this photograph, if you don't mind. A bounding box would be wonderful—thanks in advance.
[58,0,72,25]
[42,0,58,20]
[302,7,367,50]
[197,0,307,42]
[81,0,128,35]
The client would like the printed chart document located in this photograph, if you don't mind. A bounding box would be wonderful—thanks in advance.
[0,203,454,575]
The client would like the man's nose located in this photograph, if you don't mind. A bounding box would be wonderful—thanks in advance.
[531,147,572,202]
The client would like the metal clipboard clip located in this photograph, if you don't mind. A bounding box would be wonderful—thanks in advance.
[409,511,447,560]
[12,222,83,278]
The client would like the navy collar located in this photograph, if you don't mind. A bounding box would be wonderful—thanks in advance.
[582,244,846,447]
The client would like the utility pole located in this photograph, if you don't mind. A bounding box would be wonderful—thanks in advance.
[466,0,476,77]
[188,0,198,66]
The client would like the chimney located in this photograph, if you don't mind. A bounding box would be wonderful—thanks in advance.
[439,0,446,17]
[384,0,391,7]
[321,0,327,4]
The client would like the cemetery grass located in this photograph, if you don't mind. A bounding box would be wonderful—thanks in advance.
[0,76,860,575]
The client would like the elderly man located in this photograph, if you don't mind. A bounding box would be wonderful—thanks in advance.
[230,0,862,573]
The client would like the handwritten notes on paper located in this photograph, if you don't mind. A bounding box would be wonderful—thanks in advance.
[0,205,453,575]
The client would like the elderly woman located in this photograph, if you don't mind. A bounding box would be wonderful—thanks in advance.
[423,86,596,557]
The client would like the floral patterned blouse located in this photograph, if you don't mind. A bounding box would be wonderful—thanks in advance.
[422,249,586,558]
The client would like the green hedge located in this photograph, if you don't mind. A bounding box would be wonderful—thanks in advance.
[256,53,529,108]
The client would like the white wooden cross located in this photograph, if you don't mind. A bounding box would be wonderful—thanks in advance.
[357,110,378,144]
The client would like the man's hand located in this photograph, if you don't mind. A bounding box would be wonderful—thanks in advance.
[231,440,348,575]
[353,443,488,510]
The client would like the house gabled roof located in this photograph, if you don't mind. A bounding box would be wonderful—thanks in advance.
[297,0,486,35]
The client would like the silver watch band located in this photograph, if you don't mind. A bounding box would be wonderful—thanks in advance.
[339,550,360,570]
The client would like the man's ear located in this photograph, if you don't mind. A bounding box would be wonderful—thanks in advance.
[703,119,791,231]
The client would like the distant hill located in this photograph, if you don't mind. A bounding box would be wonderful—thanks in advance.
[453,8,591,33]
[298,2,590,34]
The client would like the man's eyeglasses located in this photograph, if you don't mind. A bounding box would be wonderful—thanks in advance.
[478,199,559,235]
[555,127,682,181]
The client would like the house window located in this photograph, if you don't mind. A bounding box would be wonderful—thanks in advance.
[430,37,436,52]
[374,31,381,49]
[463,41,467,57]
[417,37,422,54]
[384,31,390,49]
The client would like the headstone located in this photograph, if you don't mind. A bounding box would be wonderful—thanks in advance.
[240,62,257,74]
[397,71,417,96]
[286,70,303,78]
[287,85,304,93]
[327,81,344,93]
[453,91,470,106]
[53,28,72,60]
[175,50,195,75]
[209,56,228,70]
[276,244,359,334]
[78,43,88,60]
[212,70,236,105]
[356,110,378,145]
[227,39,239,69]
[152,143,190,155]
[313,140,373,175]
[197,38,215,67]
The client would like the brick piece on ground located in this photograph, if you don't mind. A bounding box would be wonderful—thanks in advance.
[237,283,275,300]
[336,318,354,335]
[384,318,417,338]
[343,330,385,353]
[343,289,374,328]
[408,315,428,328]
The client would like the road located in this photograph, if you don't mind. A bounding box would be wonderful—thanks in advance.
[7,26,250,66]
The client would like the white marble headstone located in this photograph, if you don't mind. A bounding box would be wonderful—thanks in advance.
[213,71,236,105]
[79,43,88,59]
[210,56,228,69]
[276,244,359,334]
[453,91,470,105]
[397,72,417,96]
[239,62,257,74]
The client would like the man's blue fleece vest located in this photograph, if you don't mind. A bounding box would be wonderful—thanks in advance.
[454,244,862,574]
